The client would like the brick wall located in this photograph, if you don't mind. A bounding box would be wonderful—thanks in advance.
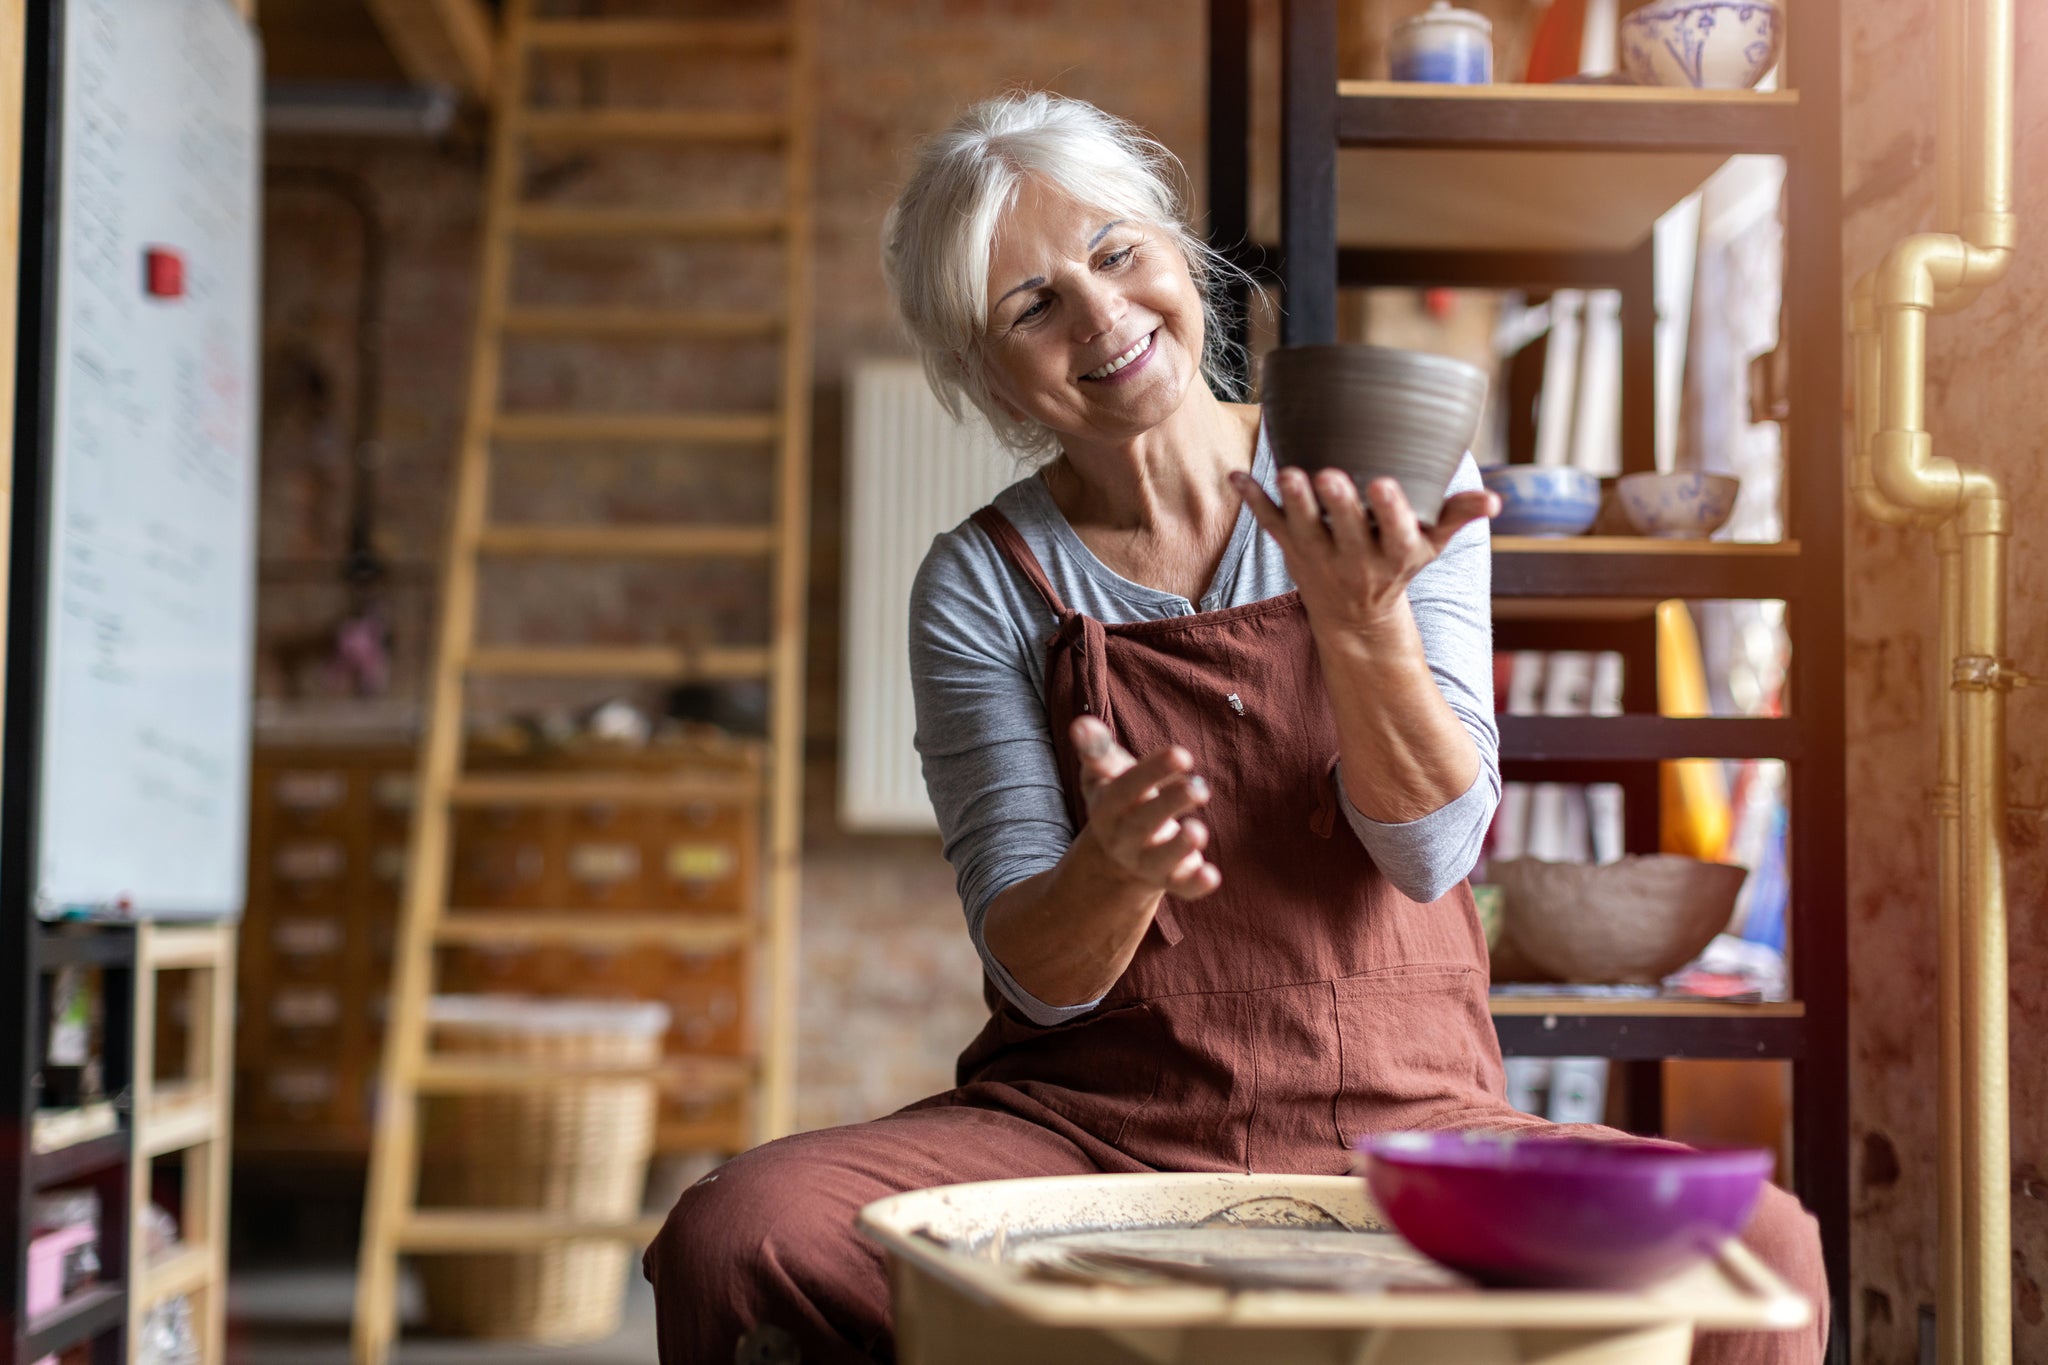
[257,2,1213,1133]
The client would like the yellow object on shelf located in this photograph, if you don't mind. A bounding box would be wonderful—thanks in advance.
[1656,600,1731,861]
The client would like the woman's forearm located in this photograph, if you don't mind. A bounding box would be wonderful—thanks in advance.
[1316,604,1480,825]
[981,827,1165,1007]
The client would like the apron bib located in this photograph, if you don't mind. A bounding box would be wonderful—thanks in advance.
[954,507,1510,1175]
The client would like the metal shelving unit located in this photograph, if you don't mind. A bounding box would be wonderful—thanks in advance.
[1211,2,1848,1357]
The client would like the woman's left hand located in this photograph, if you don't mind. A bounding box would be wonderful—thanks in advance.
[1230,467,1496,640]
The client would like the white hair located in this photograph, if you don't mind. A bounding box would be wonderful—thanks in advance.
[881,91,1252,466]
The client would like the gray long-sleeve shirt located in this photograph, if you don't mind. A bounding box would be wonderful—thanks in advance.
[909,427,1498,1026]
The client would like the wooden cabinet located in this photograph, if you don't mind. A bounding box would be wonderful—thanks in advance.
[236,737,763,1160]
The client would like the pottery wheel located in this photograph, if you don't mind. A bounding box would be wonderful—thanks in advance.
[1008,1226,1470,1294]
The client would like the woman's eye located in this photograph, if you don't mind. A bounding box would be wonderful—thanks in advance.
[1102,246,1136,269]
[1015,297,1049,325]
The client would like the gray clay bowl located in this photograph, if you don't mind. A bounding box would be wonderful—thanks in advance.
[1259,344,1489,525]
[1487,855,1748,985]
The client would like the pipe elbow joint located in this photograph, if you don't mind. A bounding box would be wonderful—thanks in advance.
[1960,241,2013,290]
[1963,212,2017,255]
[1877,234,1968,308]
[1851,476,1920,527]
[1872,428,1963,515]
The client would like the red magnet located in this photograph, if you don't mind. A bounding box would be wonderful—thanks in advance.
[144,247,185,299]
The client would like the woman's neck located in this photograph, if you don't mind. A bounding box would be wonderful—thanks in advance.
[1040,387,1263,601]
[1044,386,1259,535]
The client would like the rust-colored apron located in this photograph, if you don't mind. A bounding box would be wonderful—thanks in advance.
[953,507,1511,1174]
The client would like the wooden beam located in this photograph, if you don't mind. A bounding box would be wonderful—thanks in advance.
[363,0,495,101]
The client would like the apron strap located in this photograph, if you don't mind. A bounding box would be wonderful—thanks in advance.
[971,506,1072,622]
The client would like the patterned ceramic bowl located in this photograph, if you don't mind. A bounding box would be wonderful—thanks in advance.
[1620,0,1782,89]
[1480,465,1600,538]
[1617,471,1741,539]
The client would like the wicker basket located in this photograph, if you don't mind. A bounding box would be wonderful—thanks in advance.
[415,995,670,1343]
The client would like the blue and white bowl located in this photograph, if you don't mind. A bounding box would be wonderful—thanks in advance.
[1620,0,1781,90]
[1617,471,1741,539]
[1482,466,1601,538]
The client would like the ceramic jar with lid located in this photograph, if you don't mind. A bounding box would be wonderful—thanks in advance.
[1388,2,1494,84]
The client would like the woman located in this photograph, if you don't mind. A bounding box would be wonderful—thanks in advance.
[646,92,1826,1365]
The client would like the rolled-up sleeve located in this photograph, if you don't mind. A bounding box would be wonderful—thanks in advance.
[1335,455,1500,902]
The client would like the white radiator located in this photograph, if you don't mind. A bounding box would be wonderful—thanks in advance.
[840,359,1020,831]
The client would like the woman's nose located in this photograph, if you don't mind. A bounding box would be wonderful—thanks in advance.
[1070,273,1125,342]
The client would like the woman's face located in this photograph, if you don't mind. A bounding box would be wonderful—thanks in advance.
[977,179,1206,447]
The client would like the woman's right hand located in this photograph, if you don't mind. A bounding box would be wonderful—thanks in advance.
[1071,716,1222,900]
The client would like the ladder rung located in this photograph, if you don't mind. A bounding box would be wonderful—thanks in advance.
[398,1212,667,1251]
[493,411,779,444]
[449,772,760,806]
[502,307,783,340]
[436,912,751,949]
[511,206,788,241]
[465,645,774,680]
[524,19,792,54]
[518,109,788,145]
[474,524,778,558]
[415,1056,755,1094]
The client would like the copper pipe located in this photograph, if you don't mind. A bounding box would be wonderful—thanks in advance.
[1849,0,2021,1358]
[1849,275,1921,527]
[1956,497,2013,1365]
[1935,521,1965,1365]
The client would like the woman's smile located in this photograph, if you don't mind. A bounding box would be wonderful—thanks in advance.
[1079,329,1157,383]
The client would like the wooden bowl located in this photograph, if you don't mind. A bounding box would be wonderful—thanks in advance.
[1488,855,1747,985]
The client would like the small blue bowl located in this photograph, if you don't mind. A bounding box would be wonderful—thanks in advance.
[1618,471,1741,539]
[1482,465,1600,538]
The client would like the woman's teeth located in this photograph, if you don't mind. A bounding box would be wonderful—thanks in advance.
[1084,332,1152,380]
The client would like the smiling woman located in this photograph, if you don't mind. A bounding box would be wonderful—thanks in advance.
[879,92,1249,465]
[642,91,1828,1365]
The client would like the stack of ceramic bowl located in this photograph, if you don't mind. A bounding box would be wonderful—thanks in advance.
[1260,345,1488,526]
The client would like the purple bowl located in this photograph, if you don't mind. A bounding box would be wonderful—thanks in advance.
[1355,1131,1770,1289]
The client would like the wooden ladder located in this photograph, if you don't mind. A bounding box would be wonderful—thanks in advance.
[351,2,813,1360]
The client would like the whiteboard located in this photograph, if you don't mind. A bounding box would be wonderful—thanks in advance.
[35,0,261,918]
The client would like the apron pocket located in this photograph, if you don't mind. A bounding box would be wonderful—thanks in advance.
[1330,965,1505,1148]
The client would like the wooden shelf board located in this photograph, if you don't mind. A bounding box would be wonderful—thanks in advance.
[1336,82,1800,148]
[1492,597,1662,622]
[1292,85,1801,251]
[1490,995,1805,1018]
[140,1083,220,1157]
[24,1283,127,1358]
[34,924,137,968]
[1499,714,1801,762]
[1494,536,1797,555]
[30,1127,128,1189]
[31,1100,120,1153]
[137,1243,214,1310]
[141,923,236,969]
[1494,539,1799,601]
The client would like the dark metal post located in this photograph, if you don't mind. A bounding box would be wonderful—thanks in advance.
[1279,0,1338,346]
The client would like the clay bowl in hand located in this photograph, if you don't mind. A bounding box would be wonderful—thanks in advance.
[1259,344,1488,526]
[1488,855,1747,985]
[1355,1131,1772,1288]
